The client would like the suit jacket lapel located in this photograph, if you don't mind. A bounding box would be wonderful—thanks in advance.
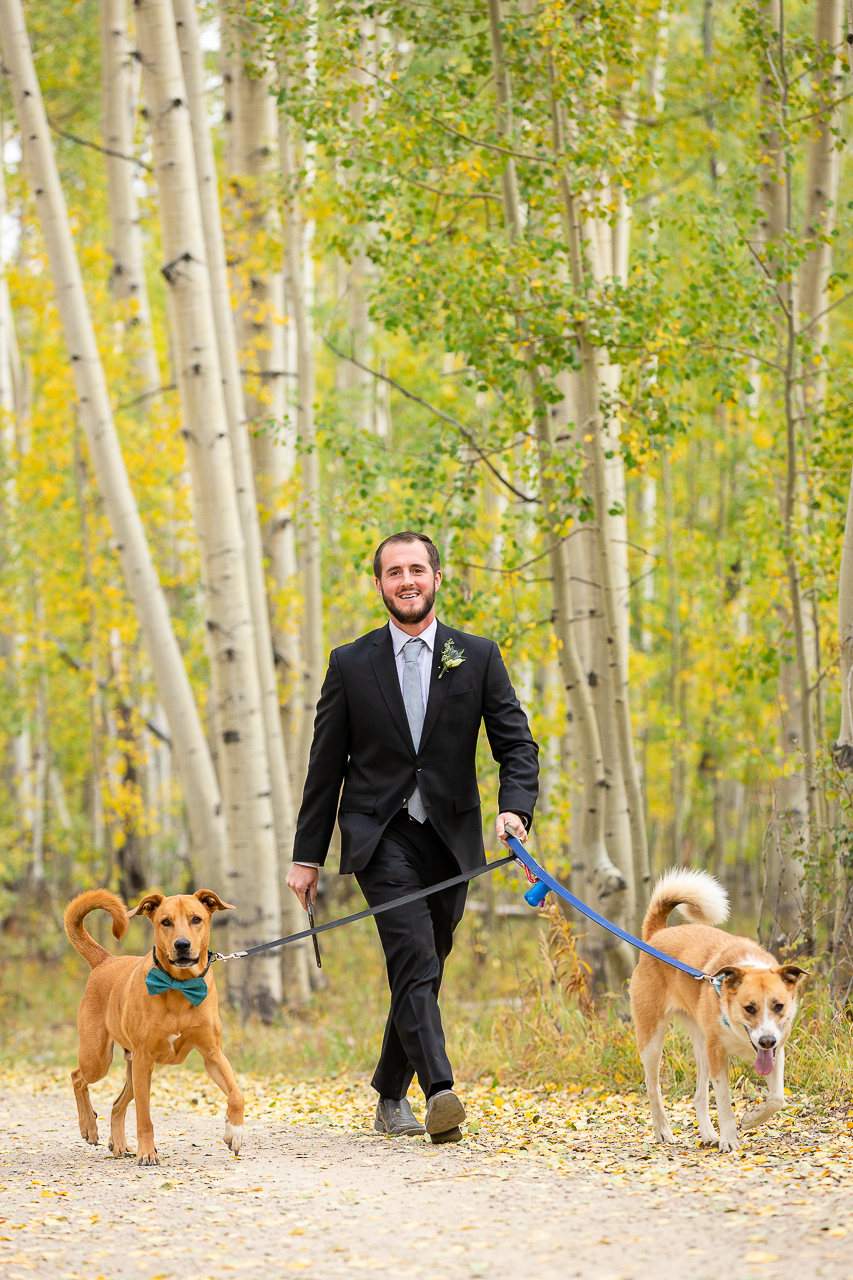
[419,620,451,751]
[369,627,416,755]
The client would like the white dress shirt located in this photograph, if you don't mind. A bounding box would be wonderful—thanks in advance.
[293,618,437,868]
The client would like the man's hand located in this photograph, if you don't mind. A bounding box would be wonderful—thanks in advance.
[497,812,528,846]
[285,863,320,911]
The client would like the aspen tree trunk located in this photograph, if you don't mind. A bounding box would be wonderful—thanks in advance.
[134,0,283,1013]
[30,666,48,885]
[215,2,312,999]
[549,102,651,920]
[99,0,160,394]
[0,0,228,887]
[827,0,853,956]
[0,129,31,841]
[220,8,301,726]
[662,450,685,861]
[279,100,324,786]
[756,0,821,951]
[798,0,841,869]
[485,1,628,924]
[175,0,309,998]
[558,388,634,978]
[339,5,376,434]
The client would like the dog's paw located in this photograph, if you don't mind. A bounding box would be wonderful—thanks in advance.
[224,1122,243,1155]
[136,1149,159,1167]
[653,1128,676,1146]
[718,1134,740,1154]
[109,1140,134,1158]
[699,1139,719,1149]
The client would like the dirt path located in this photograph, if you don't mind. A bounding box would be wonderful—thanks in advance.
[1,1070,851,1280]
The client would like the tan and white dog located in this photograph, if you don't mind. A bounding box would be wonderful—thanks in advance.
[630,869,807,1153]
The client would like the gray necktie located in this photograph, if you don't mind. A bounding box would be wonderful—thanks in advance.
[402,638,427,823]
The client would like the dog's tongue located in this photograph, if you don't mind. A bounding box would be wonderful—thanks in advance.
[754,1047,775,1076]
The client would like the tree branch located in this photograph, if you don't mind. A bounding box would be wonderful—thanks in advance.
[322,334,539,504]
[47,116,153,172]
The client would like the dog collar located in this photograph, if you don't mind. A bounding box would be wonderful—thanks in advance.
[146,947,213,1006]
[709,974,731,1027]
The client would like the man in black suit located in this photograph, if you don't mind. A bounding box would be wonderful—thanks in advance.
[286,532,538,1143]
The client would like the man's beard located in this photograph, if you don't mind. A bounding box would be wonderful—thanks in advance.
[381,580,436,626]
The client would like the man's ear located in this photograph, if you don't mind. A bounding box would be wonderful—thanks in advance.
[712,966,745,991]
[194,890,235,913]
[778,964,809,988]
[127,892,164,919]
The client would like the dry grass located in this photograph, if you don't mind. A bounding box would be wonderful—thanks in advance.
[2,903,851,1109]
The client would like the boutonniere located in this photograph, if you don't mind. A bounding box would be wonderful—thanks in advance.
[438,638,466,679]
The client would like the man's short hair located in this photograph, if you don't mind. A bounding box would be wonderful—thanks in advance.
[373,532,441,579]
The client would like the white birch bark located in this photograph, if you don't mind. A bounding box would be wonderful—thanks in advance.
[0,0,228,887]
[216,2,312,997]
[30,667,48,885]
[99,0,160,394]
[133,0,284,1011]
[279,97,324,786]
[486,0,628,917]
[0,125,32,841]
[549,90,651,917]
[173,0,306,991]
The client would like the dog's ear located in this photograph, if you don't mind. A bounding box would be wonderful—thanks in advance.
[712,965,745,990]
[194,890,235,913]
[127,892,164,919]
[778,964,809,988]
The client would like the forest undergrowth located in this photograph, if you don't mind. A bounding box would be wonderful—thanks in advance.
[3,906,851,1109]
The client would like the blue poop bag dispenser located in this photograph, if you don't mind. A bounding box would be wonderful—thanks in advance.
[505,821,551,907]
[524,878,550,908]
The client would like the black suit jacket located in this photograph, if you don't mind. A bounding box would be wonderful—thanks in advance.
[292,619,539,874]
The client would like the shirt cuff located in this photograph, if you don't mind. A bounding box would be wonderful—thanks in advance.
[292,861,320,868]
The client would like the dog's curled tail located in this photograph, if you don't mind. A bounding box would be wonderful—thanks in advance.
[642,868,729,941]
[64,889,129,969]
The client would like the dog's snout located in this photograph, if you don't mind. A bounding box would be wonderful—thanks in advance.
[174,937,192,954]
[758,1034,777,1049]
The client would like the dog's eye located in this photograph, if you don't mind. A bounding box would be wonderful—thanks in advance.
[161,919,173,928]
[191,916,202,925]
[744,1004,757,1016]
[772,1001,785,1014]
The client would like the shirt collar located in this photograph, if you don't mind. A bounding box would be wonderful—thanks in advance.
[389,616,437,656]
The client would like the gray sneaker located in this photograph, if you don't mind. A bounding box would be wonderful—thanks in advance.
[424,1089,466,1142]
[374,1096,426,1136]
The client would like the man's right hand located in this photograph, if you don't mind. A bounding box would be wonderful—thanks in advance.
[285,863,320,912]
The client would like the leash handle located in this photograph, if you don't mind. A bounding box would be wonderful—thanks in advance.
[503,821,549,906]
[306,896,322,969]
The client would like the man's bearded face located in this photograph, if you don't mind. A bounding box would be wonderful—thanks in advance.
[377,546,440,625]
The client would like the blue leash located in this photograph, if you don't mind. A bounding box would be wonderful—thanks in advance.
[504,831,711,983]
[213,827,711,986]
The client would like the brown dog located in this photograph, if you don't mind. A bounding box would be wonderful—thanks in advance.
[631,869,807,1153]
[64,888,244,1166]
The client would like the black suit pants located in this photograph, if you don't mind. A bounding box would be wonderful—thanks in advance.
[355,811,467,1099]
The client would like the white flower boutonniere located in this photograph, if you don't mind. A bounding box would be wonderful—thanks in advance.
[438,638,466,679]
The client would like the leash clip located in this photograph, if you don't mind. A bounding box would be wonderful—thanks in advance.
[212,950,248,963]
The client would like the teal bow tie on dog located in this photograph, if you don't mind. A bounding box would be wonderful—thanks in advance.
[145,953,211,1006]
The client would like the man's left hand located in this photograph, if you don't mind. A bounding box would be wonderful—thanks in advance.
[497,812,528,846]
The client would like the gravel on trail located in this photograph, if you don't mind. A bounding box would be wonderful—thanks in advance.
[1,1068,851,1280]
